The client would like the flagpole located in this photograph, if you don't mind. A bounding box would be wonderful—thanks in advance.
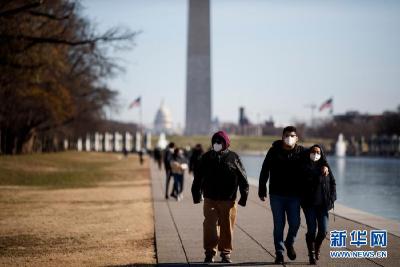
[139,101,144,153]
[140,103,143,134]
[128,97,143,148]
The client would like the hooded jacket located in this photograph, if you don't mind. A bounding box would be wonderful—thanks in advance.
[191,149,249,204]
[211,130,231,150]
[301,145,337,210]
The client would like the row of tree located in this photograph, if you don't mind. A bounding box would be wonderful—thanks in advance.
[304,106,400,140]
[0,0,137,154]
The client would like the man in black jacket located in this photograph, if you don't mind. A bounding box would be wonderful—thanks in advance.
[189,143,204,174]
[163,142,175,199]
[192,131,249,264]
[258,126,329,264]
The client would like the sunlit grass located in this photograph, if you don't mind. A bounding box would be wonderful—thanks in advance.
[0,152,144,188]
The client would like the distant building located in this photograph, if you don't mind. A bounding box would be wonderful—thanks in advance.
[262,117,280,136]
[211,117,220,133]
[334,111,382,124]
[239,107,250,126]
[218,108,279,136]
[219,122,239,135]
[153,102,173,135]
[238,107,262,136]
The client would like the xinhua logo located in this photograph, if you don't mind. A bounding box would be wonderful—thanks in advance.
[329,229,388,259]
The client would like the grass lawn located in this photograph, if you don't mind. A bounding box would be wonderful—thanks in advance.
[0,152,130,188]
[0,152,156,266]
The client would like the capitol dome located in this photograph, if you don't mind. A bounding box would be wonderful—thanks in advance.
[153,102,173,134]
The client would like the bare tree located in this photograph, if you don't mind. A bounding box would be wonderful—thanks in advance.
[0,0,138,154]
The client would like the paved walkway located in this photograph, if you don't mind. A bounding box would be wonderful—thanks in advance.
[151,162,399,266]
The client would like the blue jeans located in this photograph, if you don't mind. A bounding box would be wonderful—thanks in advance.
[303,206,329,237]
[269,194,301,255]
[173,173,184,195]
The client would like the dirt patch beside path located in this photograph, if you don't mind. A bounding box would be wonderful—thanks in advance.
[0,153,156,266]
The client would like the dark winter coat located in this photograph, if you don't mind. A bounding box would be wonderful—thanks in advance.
[163,148,173,170]
[189,147,204,173]
[191,149,249,204]
[259,140,307,197]
[258,140,329,198]
[301,145,337,211]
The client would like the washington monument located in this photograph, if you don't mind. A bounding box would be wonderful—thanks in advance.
[185,0,211,135]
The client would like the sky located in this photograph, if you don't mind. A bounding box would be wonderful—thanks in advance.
[80,0,400,128]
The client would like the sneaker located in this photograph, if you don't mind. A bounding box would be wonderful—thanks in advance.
[221,254,232,263]
[274,254,284,264]
[284,243,296,260]
[204,255,214,263]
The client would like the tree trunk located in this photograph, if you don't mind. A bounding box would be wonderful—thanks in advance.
[1,129,16,154]
[0,127,37,154]
[19,128,36,154]
[21,129,36,154]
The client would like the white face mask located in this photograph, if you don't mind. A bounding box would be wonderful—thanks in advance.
[284,137,297,147]
[310,153,321,162]
[213,143,223,152]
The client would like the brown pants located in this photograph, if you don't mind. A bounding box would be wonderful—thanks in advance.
[203,198,237,256]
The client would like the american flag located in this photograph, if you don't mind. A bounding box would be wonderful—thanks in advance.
[128,97,141,109]
[319,98,333,112]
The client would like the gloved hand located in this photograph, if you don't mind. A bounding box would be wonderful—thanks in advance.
[258,187,267,201]
[238,197,247,207]
[192,194,203,204]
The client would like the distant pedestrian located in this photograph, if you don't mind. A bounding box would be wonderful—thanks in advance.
[301,144,336,264]
[170,148,188,201]
[189,144,204,175]
[122,147,128,158]
[163,142,175,199]
[153,147,163,170]
[138,149,144,165]
[184,145,191,159]
[192,131,249,263]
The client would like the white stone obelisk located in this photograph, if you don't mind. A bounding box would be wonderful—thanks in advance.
[185,0,212,135]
